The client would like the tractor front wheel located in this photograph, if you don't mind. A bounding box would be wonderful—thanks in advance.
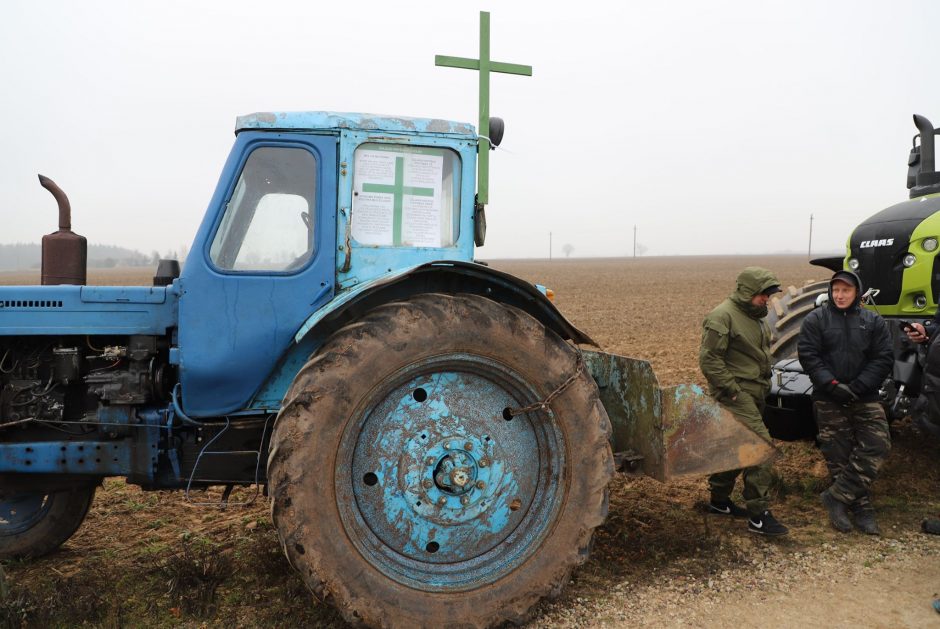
[267,293,613,628]
[0,483,96,559]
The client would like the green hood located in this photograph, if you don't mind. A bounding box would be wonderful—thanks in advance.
[730,266,780,318]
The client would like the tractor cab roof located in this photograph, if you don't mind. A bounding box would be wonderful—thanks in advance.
[235,111,477,138]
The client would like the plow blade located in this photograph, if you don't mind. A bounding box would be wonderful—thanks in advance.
[583,350,775,482]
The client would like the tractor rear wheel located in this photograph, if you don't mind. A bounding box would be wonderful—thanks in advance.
[0,483,96,559]
[763,281,828,441]
[768,280,829,358]
[267,293,613,628]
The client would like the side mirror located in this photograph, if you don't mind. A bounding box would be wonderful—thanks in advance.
[908,143,921,190]
[488,117,505,148]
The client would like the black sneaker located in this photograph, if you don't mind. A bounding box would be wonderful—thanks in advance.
[708,499,748,517]
[747,510,789,536]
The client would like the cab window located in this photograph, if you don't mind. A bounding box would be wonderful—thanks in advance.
[351,144,460,248]
[210,146,317,271]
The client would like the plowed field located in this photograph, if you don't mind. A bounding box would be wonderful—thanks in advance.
[2,256,939,628]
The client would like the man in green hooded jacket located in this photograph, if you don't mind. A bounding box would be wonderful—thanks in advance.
[699,266,788,536]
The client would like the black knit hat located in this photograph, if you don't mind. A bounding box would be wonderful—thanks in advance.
[831,270,860,289]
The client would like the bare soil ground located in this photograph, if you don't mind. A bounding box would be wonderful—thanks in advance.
[2,256,939,627]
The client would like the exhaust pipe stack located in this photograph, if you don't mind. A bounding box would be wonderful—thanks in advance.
[39,175,87,285]
[908,115,940,199]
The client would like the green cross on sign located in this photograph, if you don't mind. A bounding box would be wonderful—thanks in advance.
[362,156,434,246]
[435,11,532,206]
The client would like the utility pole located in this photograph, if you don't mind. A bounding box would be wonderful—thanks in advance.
[633,225,637,259]
[808,214,814,257]
[549,231,552,260]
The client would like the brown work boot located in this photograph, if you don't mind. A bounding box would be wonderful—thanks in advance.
[820,490,852,532]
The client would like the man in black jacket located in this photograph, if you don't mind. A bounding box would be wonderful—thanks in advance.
[903,312,940,440]
[798,270,893,535]
[902,307,940,536]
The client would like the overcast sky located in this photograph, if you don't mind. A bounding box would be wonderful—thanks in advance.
[2,0,940,259]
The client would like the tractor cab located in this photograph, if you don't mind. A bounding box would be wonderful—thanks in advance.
[176,113,480,416]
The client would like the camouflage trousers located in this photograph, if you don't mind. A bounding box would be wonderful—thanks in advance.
[814,400,891,511]
[708,386,774,516]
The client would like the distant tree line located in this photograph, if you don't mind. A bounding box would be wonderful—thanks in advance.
[0,243,153,271]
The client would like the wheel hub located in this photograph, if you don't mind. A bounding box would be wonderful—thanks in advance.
[339,355,566,590]
[0,493,49,535]
[433,448,476,494]
[403,434,504,523]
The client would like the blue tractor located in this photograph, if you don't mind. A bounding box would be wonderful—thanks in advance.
[0,19,775,625]
[0,110,774,628]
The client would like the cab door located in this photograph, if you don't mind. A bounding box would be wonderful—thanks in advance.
[178,132,337,416]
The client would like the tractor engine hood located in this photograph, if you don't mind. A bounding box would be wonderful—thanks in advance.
[848,195,940,306]
[0,283,179,336]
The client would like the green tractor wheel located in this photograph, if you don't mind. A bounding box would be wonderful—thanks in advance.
[762,280,829,441]
[267,293,613,628]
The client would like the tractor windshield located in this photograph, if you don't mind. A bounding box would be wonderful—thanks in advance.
[351,144,460,248]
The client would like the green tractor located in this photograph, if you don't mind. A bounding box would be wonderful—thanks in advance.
[764,114,940,439]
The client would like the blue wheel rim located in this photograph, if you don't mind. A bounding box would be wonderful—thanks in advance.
[0,492,51,536]
[337,353,566,592]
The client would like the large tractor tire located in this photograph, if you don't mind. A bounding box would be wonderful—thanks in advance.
[267,293,614,628]
[767,280,829,358]
[0,483,96,559]
[762,281,827,441]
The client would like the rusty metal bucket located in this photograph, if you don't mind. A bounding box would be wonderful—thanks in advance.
[584,350,775,482]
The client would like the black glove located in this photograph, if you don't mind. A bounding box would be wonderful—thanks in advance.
[828,382,858,406]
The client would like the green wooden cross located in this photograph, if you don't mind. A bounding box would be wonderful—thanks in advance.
[435,11,532,206]
[363,156,434,246]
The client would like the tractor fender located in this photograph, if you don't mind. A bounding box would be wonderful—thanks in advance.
[295,260,595,346]
[248,261,595,410]
[809,255,844,272]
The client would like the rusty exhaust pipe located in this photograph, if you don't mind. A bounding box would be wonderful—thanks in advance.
[39,175,72,230]
[39,175,87,285]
